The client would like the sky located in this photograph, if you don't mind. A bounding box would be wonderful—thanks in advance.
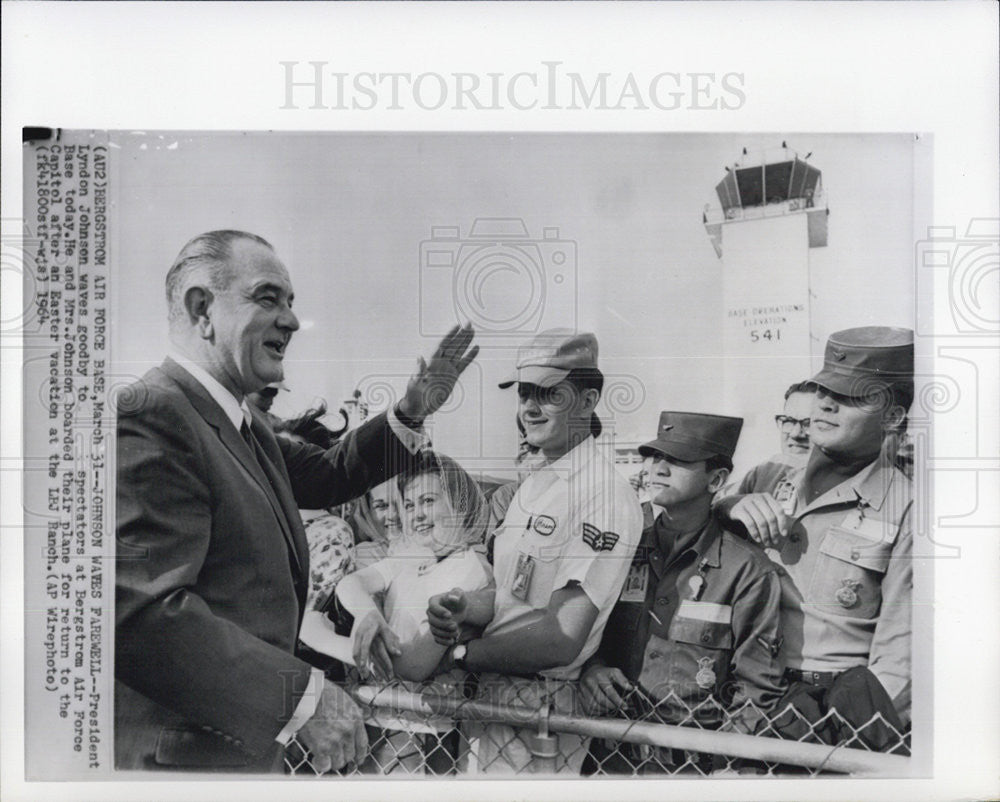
[111,132,921,479]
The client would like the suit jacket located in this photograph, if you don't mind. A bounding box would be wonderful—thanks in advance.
[115,358,414,771]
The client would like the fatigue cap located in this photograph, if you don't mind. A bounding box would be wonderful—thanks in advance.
[639,411,743,462]
[811,326,914,398]
[498,328,599,389]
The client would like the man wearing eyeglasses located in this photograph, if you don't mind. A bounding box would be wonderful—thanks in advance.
[775,382,814,459]
[716,327,913,752]
[731,382,815,497]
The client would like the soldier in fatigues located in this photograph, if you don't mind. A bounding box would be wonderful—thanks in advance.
[716,326,913,752]
[580,412,787,773]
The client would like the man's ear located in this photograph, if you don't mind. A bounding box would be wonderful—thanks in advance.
[579,388,600,415]
[707,467,730,494]
[184,286,215,339]
[883,404,907,434]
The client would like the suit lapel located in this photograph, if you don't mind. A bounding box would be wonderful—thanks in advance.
[160,359,305,581]
[247,409,310,584]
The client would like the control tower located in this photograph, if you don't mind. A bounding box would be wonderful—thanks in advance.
[703,145,829,466]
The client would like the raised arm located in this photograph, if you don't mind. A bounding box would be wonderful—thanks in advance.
[280,323,480,510]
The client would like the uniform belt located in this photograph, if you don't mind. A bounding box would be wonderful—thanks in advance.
[784,668,841,687]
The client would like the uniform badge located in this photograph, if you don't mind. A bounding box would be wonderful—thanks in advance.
[582,522,619,552]
[620,563,649,602]
[836,578,860,608]
[533,515,557,537]
[687,575,705,601]
[511,553,535,601]
[695,657,717,690]
[773,477,796,504]
[416,559,436,577]
[757,635,783,657]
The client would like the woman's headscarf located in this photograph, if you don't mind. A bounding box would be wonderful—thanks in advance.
[397,450,489,548]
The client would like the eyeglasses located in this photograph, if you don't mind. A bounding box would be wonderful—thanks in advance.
[775,415,810,432]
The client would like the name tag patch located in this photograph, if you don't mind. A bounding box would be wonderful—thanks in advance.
[676,599,733,625]
[532,515,557,537]
[511,552,535,601]
[620,563,649,602]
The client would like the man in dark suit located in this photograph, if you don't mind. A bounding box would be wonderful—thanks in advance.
[115,230,477,773]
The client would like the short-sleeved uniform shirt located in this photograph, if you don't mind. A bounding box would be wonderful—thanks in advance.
[484,435,644,681]
[731,455,912,717]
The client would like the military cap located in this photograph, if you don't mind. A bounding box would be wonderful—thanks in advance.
[639,411,743,462]
[810,326,914,398]
[498,328,599,389]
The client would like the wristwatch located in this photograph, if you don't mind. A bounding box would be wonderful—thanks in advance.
[451,642,469,671]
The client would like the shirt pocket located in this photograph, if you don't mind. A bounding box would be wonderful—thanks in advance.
[664,607,734,698]
[813,525,894,619]
[669,608,734,651]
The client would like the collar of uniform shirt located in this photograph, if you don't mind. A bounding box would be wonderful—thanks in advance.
[534,434,599,485]
[849,452,898,512]
[800,452,895,514]
[167,349,252,434]
[651,511,723,569]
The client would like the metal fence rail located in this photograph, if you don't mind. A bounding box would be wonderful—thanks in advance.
[285,676,911,778]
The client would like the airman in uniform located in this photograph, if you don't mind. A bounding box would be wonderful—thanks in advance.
[580,412,786,773]
[717,326,913,750]
[426,329,643,774]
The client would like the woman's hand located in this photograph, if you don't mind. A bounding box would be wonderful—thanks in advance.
[352,610,401,682]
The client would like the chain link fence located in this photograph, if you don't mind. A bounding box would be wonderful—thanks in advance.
[284,674,911,777]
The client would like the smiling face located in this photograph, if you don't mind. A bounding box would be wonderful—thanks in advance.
[809,386,889,461]
[401,472,463,557]
[780,390,814,456]
[203,239,299,397]
[517,380,594,460]
[370,482,402,535]
[644,453,717,509]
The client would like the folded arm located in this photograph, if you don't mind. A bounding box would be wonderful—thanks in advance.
[459,585,598,675]
[333,566,400,681]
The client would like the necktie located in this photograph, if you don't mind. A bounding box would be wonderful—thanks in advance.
[241,419,280,494]
[240,417,303,583]
[240,419,256,452]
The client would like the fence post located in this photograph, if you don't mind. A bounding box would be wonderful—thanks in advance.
[526,700,558,773]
